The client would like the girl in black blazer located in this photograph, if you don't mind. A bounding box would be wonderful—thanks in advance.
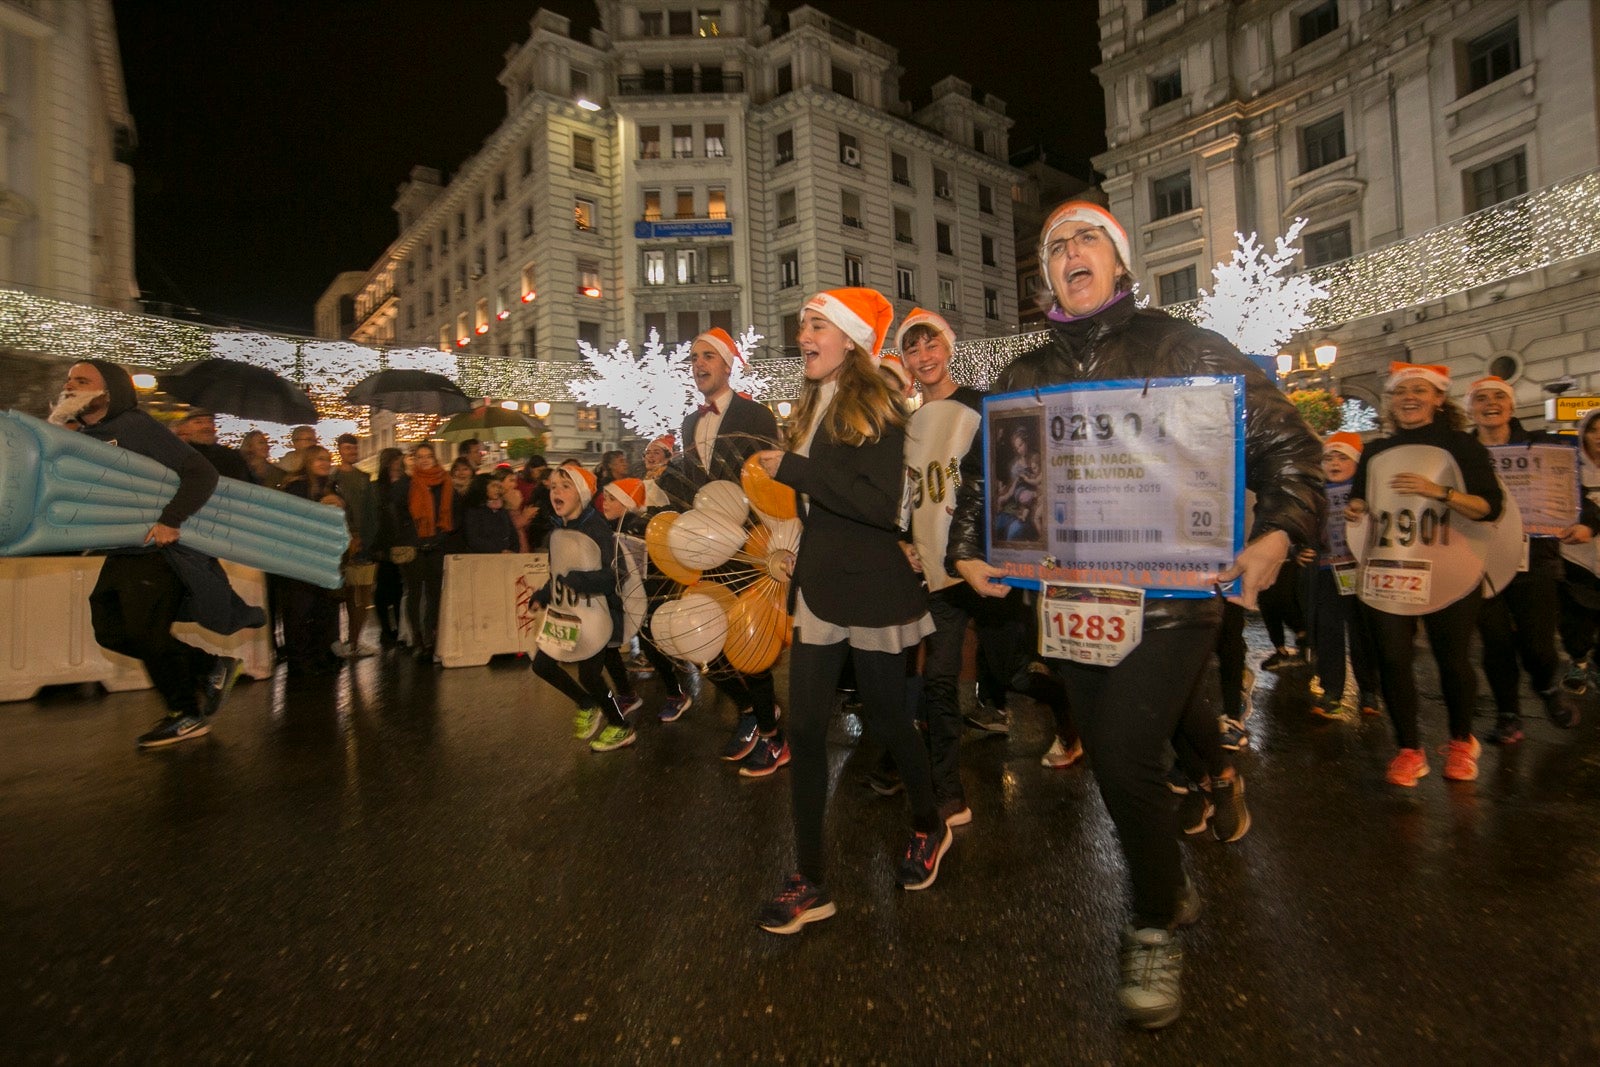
[751,287,949,935]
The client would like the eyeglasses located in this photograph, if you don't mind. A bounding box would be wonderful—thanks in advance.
[1043,227,1105,261]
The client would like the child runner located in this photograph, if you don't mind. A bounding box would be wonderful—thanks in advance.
[1307,432,1380,720]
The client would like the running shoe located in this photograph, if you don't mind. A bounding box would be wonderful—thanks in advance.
[1118,926,1183,1030]
[939,798,973,827]
[1386,747,1429,787]
[865,768,905,796]
[1166,766,1193,795]
[1260,648,1299,671]
[1484,716,1524,746]
[1210,775,1250,842]
[572,706,603,741]
[757,873,836,934]
[738,734,790,778]
[590,723,637,752]
[137,713,210,749]
[201,656,244,718]
[1442,736,1481,782]
[719,711,760,761]
[964,703,1011,734]
[1308,677,1324,699]
[1310,701,1347,722]
[616,695,644,719]
[1560,660,1591,696]
[897,825,953,890]
[1218,716,1249,751]
[658,692,692,723]
[1179,785,1214,835]
[1541,687,1580,729]
[1358,690,1382,717]
[1239,668,1256,722]
[1174,875,1202,927]
[1040,736,1084,768]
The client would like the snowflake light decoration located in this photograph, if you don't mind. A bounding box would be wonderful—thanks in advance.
[570,329,698,440]
[1197,219,1329,356]
[729,326,773,398]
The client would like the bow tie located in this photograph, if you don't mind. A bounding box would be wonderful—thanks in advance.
[698,401,720,416]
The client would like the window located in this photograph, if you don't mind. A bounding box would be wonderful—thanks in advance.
[831,64,855,99]
[708,245,732,284]
[576,321,601,353]
[520,263,536,301]
[839,131,860,167]
[1145,0,1176,15]
[981,234,996,266]
[1158,266,1198,304]
[936,220,954,255]
[896,266,916,301]
[675,188,695,219]
[492,172,506,205]
[705,123,726,157]
[573,134,596,172]
[938,276,957,312]
[1302,114,1346,172]
[496,287,510,319]
[978,183,994,214]
[781,312,800,356]
[644,250,667,285]
[1465,21,1520,93]
[776,63,792,96]
[439,324,452,352]
[495,227,508,261]
[779,250,800,289]
[933,166,952,199]
[455,263,467,291]
[522,204,535,238]
[405,303,416,331]
[521,325,537,359]
[640,11,663,35]
[422,242,433,269]
[578,258,602,297]
[440,225,450,252]
[521,142,534,177]
[709,308,733,334]
[424,290,434,316]
[474,297,490,334]
[777,188,797,227]
[570,68,591,97]
[1151,69,1183,107]
[575,403,600,431]
[973,127,987,154]
[639,125,661,159]
[775,128,795,165]
[984,287,999,319]
[1152,171,1193,219]
[643,189,662,221]
[891,152,910,186]
[1303,223,1352,267]
[674,311,699,341]
[405,260,415,285]
[668,9,692,35]
[473,245,486,277]
[1467,150,1528,210]
[456,312,470,344]
[844,253,864,287]
[698,9,720,37]
[574,197,596,232]
[672,124,694,158]
[708,187,727,219]
[841,189,863,229]
[439,277,449,303]
[1297,0,1338,47]
[644,312,667,339]
[474,195,485,224]
[894,207,914,244]
[676,249,697,284]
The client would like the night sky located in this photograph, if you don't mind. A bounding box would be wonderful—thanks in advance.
[114,0,1104,334]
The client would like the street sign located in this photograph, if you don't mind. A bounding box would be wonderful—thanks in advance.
[632,220,734,239]
[1544,395,1600,422]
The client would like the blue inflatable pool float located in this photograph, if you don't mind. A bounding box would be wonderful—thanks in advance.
[0,409,348,588]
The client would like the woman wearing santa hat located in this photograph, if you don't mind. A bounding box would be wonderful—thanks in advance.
[750,287,948,935]
[1467,376,1580,740]
[946,200,1324,1029]
[1344,364,1503,785]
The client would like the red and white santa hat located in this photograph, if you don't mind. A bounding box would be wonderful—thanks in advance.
[557,460,597,509]
[1323,431,1364,461]
[602,477,648,514]
[1467,375,1515,402]
[694,328,746,372]
[802,287,895,359]
[1038,200,1132,275]
[878,352,912,392]
[648,434,676,454]
[1386,361,1451,392]
[893,306,956,355]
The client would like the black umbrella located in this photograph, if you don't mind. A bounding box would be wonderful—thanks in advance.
[345,369,474,414]
[158,359,319,424]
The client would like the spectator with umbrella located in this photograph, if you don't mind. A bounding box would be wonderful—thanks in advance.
[173,409,252,482]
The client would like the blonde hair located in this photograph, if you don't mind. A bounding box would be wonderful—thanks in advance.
[787,342,905,449]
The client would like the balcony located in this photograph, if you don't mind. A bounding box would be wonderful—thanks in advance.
[616,71,745,97]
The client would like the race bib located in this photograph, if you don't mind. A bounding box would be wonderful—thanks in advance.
[537,609,583,656]
[1037,583,1144,667]
[1362,559,1432,608]
[1333,561,1359,596]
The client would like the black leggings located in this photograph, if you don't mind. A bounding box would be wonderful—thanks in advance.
[707,665,778,732]
[1310,569,1379,701]
[90,552,213,717]
[1365,590,1481,749]
[530,650,624,726]
[603,646,636,701]
[1216,600,1246,718]
[1259,560,1305,649]
[1059,611,1220,928]
[788,638,939,886]
[1478,568,1559,718]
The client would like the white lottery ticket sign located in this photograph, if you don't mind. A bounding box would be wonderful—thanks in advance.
[1487,444,1577,537]
[903,398,982,593]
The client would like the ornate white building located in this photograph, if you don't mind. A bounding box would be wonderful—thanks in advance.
[1093,0,1600,423]
[327,1,1022,452]
[0,0,137,311]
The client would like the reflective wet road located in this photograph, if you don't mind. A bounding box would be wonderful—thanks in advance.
[3,625,1598,1063]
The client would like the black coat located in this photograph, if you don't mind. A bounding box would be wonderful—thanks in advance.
[658,393,779,507]
[776,419,926,629]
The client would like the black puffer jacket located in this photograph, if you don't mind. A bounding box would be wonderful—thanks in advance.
[947,293,1325,629]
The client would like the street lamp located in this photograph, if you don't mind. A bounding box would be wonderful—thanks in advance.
[776,400,793,419]
[1314,342,1338,369]
[532,400,552,419]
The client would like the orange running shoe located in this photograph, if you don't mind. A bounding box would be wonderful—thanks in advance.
[1386,747,1430,787]
[1442,736,1481,782]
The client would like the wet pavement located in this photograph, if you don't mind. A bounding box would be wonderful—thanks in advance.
[3,623,1599,1064]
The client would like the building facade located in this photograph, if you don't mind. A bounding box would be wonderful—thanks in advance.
[0,0,138,311]
[332,1,1021,452]
[1093,0,1600,422]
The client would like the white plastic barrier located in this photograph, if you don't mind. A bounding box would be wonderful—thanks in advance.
[435,552,550,668]
[0,555,273,702]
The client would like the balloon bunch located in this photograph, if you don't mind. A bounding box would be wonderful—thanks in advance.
[641,451,801,675]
